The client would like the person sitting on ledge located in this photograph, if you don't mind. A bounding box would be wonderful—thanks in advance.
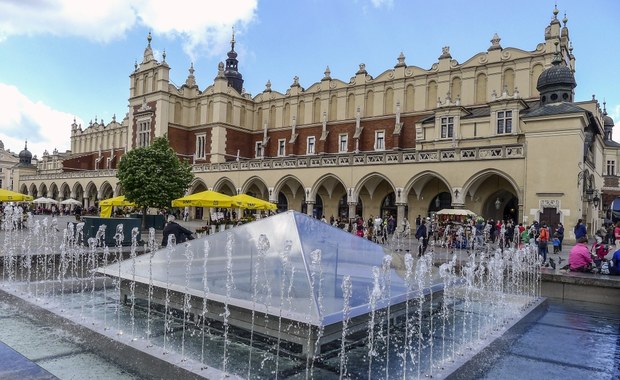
[161,215,194,247]
[565,235,593,272]
[609,247,620,275]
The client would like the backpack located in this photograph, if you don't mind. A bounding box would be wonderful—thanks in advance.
[415,225,424,239]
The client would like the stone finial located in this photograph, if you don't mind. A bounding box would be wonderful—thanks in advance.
[563,13,568,26]
[395,52,406,68]
[264,80,272,92]
[216,62,225,78]
[143,32,154,62]
[439,46,451,59]
[356,63,367,75]
[322,66,331,81]
[185,62,197,87]
[134,60,138,71]
[162,49,166,62]
[291,75,301,87]
[488,33,502,51]
[112,114,116,122]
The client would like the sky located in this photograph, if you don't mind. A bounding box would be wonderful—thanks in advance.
[0,0,618,158]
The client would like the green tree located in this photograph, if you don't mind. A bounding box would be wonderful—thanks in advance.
[117,136,193,229]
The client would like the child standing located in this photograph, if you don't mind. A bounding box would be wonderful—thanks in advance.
[552,233,561,254]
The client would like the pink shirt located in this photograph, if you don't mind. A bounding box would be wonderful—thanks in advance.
[569,243,592,270]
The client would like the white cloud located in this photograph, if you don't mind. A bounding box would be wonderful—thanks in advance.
[0,83,77,158]
[370,0,394,8]
[0,0,258,58]
[611,104,620,142]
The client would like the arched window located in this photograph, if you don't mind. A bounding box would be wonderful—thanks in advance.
[426,81,437,109]
[329,95,337,121]
[174,102,182,124]
[365,90,374,117]
[270,105,276,128]
[384,87,394,114]
[240,105,246,127]
[475,73,487,104]
[346,93,355,119]
[313,98,321,123]
[207,101,214,123]
[226,102,233,124]
[405,84,415,112]
[152,71,158,92]
[297,101,305,124]
[283,103,290,126]
[450,77,462,101]
[503,68,515,95]
[195,103,201,125]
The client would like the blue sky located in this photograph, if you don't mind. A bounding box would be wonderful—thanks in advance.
[0,0,618,158]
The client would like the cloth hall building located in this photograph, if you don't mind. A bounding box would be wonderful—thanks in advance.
[11,6,620,239]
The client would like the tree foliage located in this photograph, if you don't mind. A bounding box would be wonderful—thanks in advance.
[117,136,193,214]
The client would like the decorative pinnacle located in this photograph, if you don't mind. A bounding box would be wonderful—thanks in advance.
[231,26,235,51]
[162,49,166,61]
[147,31,152,46]
[563,13,568,26]
[553,4,559,18]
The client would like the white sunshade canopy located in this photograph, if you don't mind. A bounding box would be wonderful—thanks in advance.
[60,198,82,206]
[33,197,59,204]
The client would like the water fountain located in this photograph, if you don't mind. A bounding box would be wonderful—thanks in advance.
[0,206,544,379]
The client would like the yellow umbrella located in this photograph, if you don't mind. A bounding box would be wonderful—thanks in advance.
[0,189,33,202]
[171,190,235,208]
[231,193,277,210]
[99,195,136,218]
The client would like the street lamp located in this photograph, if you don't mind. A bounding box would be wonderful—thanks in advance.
[593,193,601,208]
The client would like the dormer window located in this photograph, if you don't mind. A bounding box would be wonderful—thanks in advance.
[497,111,513,134]
[375,130,385,150]
[440,116,454,139]
[307,136,316,155]
[195,133,206,159]
[255,141,263,158]
[277,139,286,157]
[339,134,348,153]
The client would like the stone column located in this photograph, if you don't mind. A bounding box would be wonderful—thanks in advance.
[397,203,406,231]
[348,202,357,220]
[306,201,314,217]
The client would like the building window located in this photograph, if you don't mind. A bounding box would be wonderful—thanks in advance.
[307,136,315,155]
[440,116,454,139]
[278,139,286,157]
[195,134,206,159]
[607,160,616,176]
[137,120,151,147]
[497,110,513,134]
[255,141,263,158]
[339,134,348,153]
[375,130,385,150]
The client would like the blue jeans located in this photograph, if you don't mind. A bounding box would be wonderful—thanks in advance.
[538,241,548,263]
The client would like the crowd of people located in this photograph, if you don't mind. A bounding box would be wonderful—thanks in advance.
[563,219,620,275]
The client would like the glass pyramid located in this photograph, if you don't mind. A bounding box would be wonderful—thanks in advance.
[97,211,412,327]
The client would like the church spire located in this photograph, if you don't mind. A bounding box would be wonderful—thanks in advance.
[224,27,244,93]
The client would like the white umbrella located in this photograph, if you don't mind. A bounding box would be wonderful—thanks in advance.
[33,197,58,204]
[60,198,82,206]
[435,208,476,217]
